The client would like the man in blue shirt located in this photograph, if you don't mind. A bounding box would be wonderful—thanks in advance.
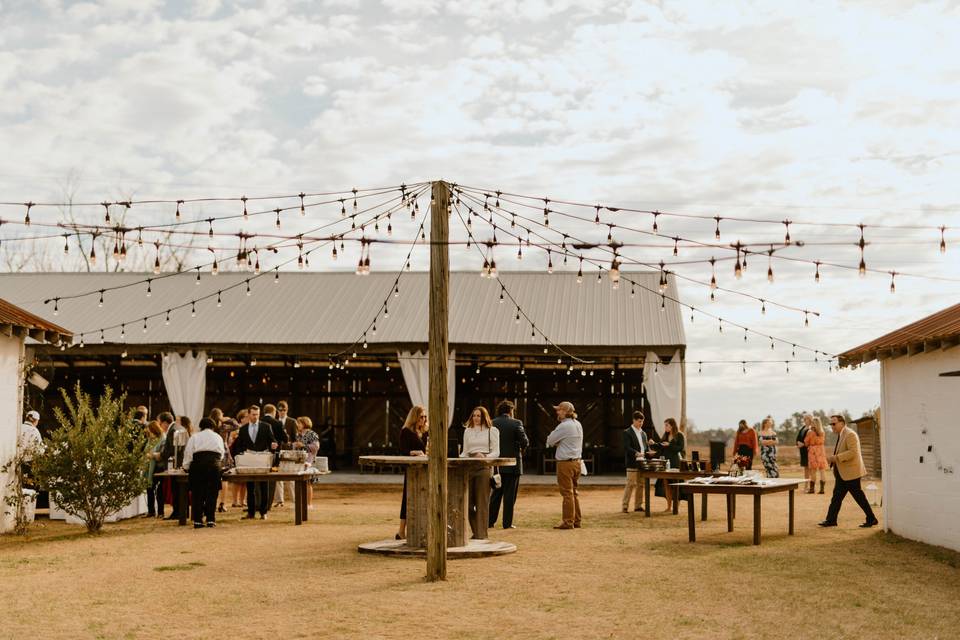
[545,401,584,530]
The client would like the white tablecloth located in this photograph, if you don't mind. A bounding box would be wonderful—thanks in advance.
[49,493,148,524]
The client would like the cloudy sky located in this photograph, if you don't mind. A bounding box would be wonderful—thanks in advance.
[2,0,959,428]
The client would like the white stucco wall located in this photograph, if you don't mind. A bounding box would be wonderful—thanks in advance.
[880,348,960,552]
[0,334,25,533]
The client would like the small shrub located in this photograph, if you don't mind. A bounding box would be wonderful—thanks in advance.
[32,383,150,534]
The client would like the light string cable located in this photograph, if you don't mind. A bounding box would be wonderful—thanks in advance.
[455,185,960,287]
[0,182,420,209]
[328,193,432,363]
[41,187,422,311]
[451,196,593,365]
[451,188,833,358]
[64,186,429,347]
[0,185,418,250]
[457,182,956,232]
[453,186,820,319]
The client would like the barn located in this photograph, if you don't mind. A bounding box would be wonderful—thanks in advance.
[839,302,960,552]
[3,271,687,475]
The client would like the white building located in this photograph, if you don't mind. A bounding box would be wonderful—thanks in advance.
[0,298,70,533]
[839,302,960,552]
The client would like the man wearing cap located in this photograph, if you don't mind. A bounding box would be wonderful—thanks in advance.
[546,401,584,530]
[18,410,45,487]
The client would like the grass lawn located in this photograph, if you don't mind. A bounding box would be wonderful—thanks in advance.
[1,473,957,640]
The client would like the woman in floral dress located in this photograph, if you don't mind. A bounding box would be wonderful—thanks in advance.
[804,417,829,494]
[295,416,321,508]
[758,417,780,478]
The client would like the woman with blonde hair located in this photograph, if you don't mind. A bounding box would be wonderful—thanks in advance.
[396,405,429,540]
[804,417,829,493]
[758,417,780,478]
[460,406,500,539]
[294,416,320,507]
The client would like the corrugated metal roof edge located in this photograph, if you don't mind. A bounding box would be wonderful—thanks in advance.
[838,300,960,367]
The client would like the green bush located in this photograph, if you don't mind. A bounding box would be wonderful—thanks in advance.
[33,383,151,534]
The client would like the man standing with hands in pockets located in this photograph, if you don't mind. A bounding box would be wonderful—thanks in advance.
[546,401,583,530]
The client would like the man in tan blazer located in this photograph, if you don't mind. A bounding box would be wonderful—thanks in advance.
[818,415,879,528]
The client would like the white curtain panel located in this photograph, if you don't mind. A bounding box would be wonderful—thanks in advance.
[161,350,207,429]
[642,349,682,434]
[397,350,457,428]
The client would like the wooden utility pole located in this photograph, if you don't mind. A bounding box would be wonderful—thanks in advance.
[426,180,450,581]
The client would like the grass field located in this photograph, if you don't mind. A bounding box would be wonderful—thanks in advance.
[1,473,958,640]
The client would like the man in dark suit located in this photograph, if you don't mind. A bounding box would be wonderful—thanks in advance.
[155,412,181,520]
[488,400,529,529]
[622,410,648,512]
[261,404,288,507]
[231,405,277,519]
[275,401,299,505]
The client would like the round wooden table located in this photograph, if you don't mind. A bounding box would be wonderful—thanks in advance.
[357,455,518,558]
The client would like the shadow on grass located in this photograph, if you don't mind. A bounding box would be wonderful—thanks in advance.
[154,561,206,572]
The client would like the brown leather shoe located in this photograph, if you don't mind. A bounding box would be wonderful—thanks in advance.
[553,524,574,530]
[573,523,582,528]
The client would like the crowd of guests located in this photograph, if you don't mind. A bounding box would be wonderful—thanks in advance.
[136,401,322,528]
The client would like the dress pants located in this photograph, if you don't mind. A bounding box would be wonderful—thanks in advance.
[825,467,876,524]
[189,453,222,524]
[150,475,165,516]
[556,460,582,527]
[622,469,641,510]
[489,472,521,528]
[247,481,270,517]
[467,467,492,539]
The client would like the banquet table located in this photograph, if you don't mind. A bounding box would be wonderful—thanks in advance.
[357,455,516,554]
[675,478,804,545]
[635,469,727,518]
[155,469,320,526]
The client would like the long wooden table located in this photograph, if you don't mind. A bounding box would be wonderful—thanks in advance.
[675,478,804,545]
[635,469,727,518]
[155,470,319,526]
[358,455,515,549]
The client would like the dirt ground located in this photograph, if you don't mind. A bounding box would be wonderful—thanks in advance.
[2,473,958,640]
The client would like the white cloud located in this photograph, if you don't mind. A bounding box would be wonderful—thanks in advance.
[2,0,960,426]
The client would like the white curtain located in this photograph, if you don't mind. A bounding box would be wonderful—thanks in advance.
[397,350,456,428]
[642,350,682,434]
[161,350,207,429]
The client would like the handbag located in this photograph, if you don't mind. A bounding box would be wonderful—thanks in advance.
[487,427,502,489]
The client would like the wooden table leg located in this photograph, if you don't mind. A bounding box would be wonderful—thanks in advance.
[731,494,736,519]
[178,479,188,526]
[644,478,651,518]
[672,483,680,515]
[788,489,795,535]
[294,480,303,526]
[753,494,761,545]
[687,492,696,542]
[475,472,491,540]
[701,492,708,522]
[300,481,308,522]
[726,493,734,532]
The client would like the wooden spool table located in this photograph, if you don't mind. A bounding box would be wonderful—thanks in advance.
[357,455,517,558]
[675,478,804,545]
[156,469,321,526]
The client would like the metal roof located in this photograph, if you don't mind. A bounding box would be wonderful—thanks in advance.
[0,271,685,353]
[0,296,72,344]
[838,301,960,367]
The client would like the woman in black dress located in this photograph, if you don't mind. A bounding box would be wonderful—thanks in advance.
[396,405,429,540]
[652,418,686,512]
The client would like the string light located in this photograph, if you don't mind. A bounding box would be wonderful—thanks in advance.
[24,202,34,226]
[858,223,867,277]
[889,271,896,293]
[175,200,183,221]
[940,225,947,253]
[241,196,248,221]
